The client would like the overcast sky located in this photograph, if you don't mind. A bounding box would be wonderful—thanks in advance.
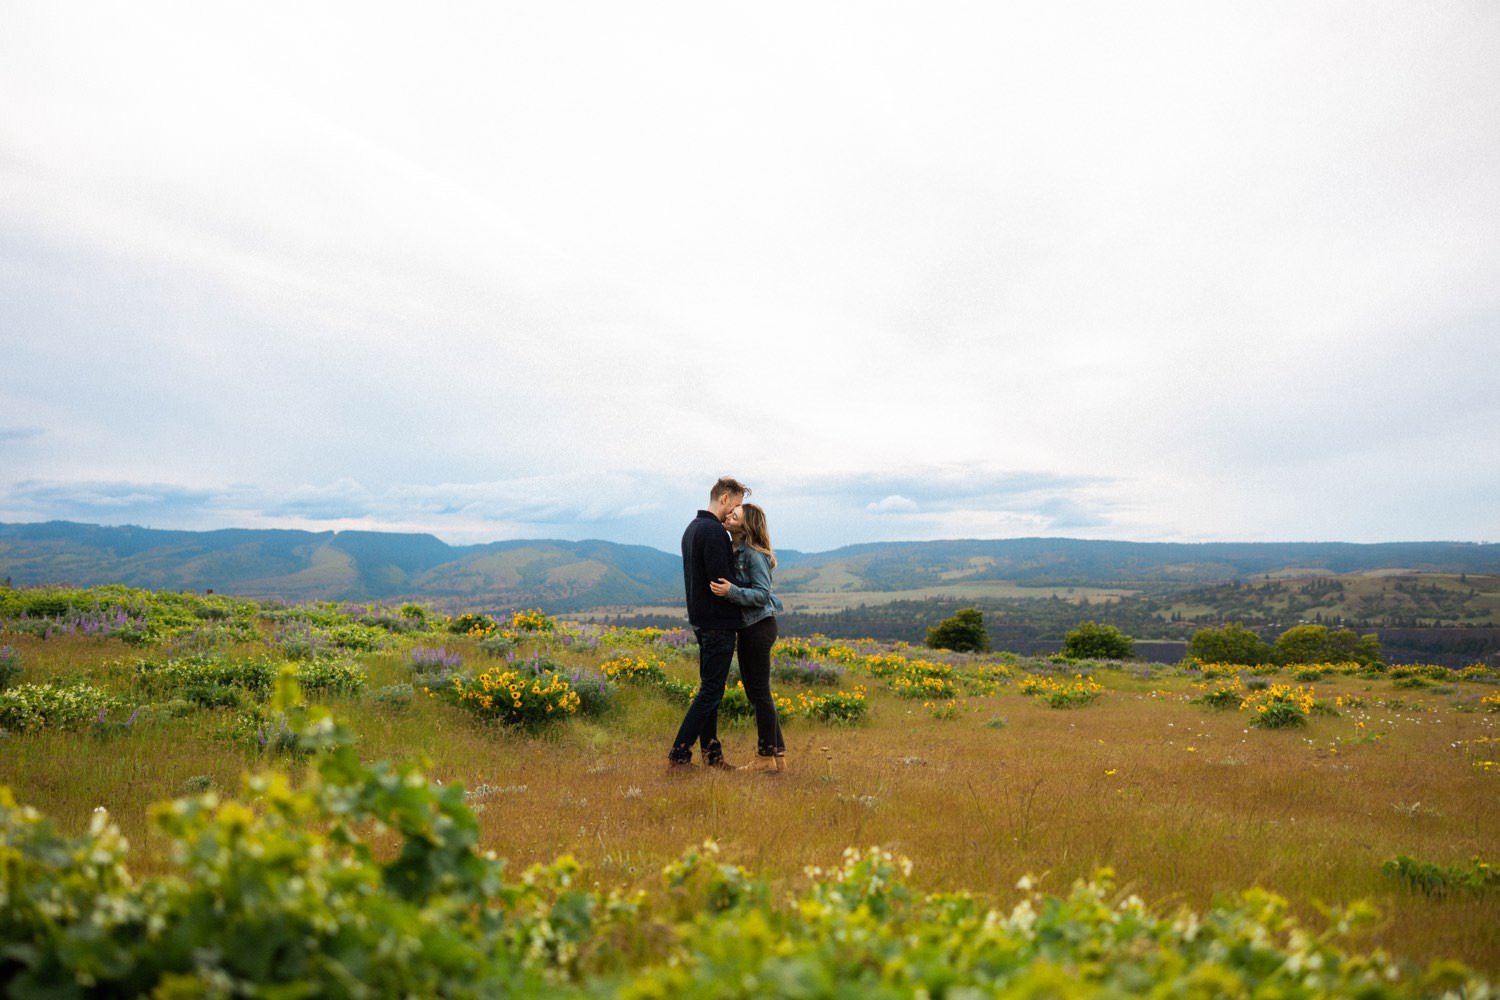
[2,2,1497,553]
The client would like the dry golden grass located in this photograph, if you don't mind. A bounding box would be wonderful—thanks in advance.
[2,632,1496,974]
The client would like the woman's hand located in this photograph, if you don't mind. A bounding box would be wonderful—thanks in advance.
[709,578,732,597]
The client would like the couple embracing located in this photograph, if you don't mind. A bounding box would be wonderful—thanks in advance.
[668,476,786,772]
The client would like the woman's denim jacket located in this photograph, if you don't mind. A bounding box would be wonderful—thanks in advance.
[724,546,782,628]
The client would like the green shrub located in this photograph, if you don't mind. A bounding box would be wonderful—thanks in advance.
[448,612,496,635]
[478,632,518,656]
[1382,855,1498,897]
[1274,624,1382,667]
[448,666,582,727]
[1063,621,1134,660]
[323,623,386,652]
[799,688,869,724]
[370,683,416,711]
[1193,677,1246,711]
[293,657,367,695]
[0,682,122,733]
[135,654,278,700]
[600,654,668,686]
[564,668,615,717]
[1187,623,1273,665]
[0,645,20,690]
[925,607,989,653]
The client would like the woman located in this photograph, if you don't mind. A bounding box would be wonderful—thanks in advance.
[709,502,786,771]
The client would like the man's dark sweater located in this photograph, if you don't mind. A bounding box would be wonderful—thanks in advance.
[681,510,740,629]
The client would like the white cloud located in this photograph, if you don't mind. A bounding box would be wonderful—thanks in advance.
[867,495,919,514]
[1,2,1497,551]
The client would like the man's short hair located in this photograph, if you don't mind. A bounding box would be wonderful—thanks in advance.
[710,476,750,502]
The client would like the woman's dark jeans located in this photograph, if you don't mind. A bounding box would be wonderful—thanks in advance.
[736,615,784,756]
[669,627,736,762]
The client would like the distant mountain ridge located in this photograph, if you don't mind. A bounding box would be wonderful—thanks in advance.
[2,521,1498,612]
[0,521,681,611]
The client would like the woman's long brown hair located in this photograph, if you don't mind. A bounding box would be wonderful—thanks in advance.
[737,502,777,570]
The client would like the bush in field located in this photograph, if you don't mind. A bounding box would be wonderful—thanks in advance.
[509,608,555,633]
[1188,623,1273,665]
[890,673,962,700]
[447,612,497,636]
[406,645,464,675]
[1193,675,1247,710]
[134,654,362,705]
[135,654,277,705]
[1274,624,1382,667]
[601,655,668,686]
[1019,674,1103,708]
[0,645,20,690]
[449,667,581,727]
[1063,620,1134,660]
[776,686,870,725]
[1241,683,1317,728]
[562,667,614,717]
[0,682,122,733]
[478,632,519,656]
[717,685,754,720]
[272,622,334,660]
[369,683,415,711]
[1382,855,1499,897]
[293,657,367,695]
[771,656,845,686]
[925,607,990,653]
[323,623,386,652]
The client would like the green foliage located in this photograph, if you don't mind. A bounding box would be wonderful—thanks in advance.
[924,607,989,653]
[718,685,754,720]
[1193,678,1246,710]
[448,612,497,635]
[293,657,368,695]
[135,654,364,708]
[1018,674,1104,709]
[1063,620,1135,660]
[600,654,669,687]
[1242,684,1316,729]
[1274,624,1382,667]
[479,632,519,656]
[0,644,20,690]
[1188,622,1273,665]
[323,622,387,652]
[3,753,1483,999]
[447,665,583,727]
[369,682,416,711]
[770,657,844,686]
[398,602,433,623]
[135,654,277,704]
[1382,855,1499,898]
[0,682,122,733]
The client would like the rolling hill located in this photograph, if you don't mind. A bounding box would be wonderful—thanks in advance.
[3,521,1499,613]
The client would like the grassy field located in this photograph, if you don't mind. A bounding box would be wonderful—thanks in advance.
[575,580,1136,623]
[2,606,1496,984]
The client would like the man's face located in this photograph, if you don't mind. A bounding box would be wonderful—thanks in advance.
[716,493,744,521]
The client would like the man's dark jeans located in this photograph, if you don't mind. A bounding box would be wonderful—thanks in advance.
[669,627,736,762]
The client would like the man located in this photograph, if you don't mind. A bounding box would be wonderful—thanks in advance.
[668,475,749,768]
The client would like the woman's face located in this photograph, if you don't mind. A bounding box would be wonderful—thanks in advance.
[723,505,744,532]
